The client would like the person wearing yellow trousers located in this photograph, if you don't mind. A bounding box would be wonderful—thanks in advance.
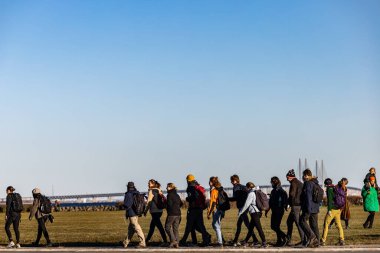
[321,178,345,246]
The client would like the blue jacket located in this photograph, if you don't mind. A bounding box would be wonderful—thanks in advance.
[301,178,320,214]
[124,189,138,217]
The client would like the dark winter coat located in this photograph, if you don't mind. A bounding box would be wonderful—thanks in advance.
[269,186,288,211]
[5,193,19,217]
[166,189,182,216]
[288,178,303,207]
[229,184,248,209]
[300,178,320,214]
[124,188,138,218]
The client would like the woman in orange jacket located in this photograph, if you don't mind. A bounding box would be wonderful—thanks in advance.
[207,177,225,247]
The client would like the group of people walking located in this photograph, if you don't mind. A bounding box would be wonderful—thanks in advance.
[4,187,54,248]
[2,167,378,249]
[122,167,380,249]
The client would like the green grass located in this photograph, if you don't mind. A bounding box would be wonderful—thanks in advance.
[1,206,379,246]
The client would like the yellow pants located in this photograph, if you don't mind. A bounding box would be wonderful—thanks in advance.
[322,209,344,241]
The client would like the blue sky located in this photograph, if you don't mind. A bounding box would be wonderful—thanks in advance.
[0,1,379,197]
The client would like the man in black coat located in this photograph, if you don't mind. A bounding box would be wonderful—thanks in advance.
[286,169,305,246]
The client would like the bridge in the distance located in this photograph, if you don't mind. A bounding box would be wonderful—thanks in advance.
[1,185,362,205]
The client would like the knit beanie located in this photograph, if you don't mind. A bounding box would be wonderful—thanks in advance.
[324,178,333,186]
[286,169,296,178]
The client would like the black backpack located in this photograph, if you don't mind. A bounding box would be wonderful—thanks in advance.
[217,188,231,211]
[39,195,52,214]
[312,182,324,203]
[11,193,23,213]
[132,193,146,216]
[154,192,167,210]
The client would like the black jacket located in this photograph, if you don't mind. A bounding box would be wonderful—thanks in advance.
[288,178,303,207]
[5,193,18,217]
[166,189,182,216]
[229,184,248,209]
[269,186,288,211]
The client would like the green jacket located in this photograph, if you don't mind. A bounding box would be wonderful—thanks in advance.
[362,186,379,212]
[326,186,337,211]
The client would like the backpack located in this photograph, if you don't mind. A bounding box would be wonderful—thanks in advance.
[312,182,324,203]
[217,188,231,211]
[333,186,346,209]
[39,195,52,214]
[194,184,207,210]
[132,193,146,216]
[11,193,23,213]
[255,190,269,211]
[154,192,167,209]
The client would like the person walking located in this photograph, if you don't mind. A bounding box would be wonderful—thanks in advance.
[339,178,351,229]
[299,169,321,248]
[145,179,168,245]
[229,175,259,247]
[5,186,22,248]
[265,177,288,247]
[207,177,226,247]
[180,174,211,247]
[239,182,267,248]
[123,182,146,248]
[285,169,305,246]
[165,183,182,248]
[321,178,345,246]
[330,178,351,229]
[29,188,53,247]
[362,176,379,229]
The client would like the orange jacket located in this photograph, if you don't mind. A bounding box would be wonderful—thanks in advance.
[207,188,219,216]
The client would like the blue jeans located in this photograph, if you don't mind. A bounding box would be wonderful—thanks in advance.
[212,210,224,244]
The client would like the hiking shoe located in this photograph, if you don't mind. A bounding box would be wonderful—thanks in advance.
[308,237,319,248]
[336,240,345,246]
[46,242,53,247]
[252,242,260,247]
[16,244,21,249]
[159,242,169,247]
[7,241,15,248]
[31,242,39,247]
[281,237,289,247]
[261,242,268,248]
[320,240,326,246]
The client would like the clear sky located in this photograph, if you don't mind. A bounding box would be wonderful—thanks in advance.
[0,1,379,197]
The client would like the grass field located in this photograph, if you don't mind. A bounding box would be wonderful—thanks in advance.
[0,206,379,247]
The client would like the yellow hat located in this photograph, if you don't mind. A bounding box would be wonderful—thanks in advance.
[186,174,195,182]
